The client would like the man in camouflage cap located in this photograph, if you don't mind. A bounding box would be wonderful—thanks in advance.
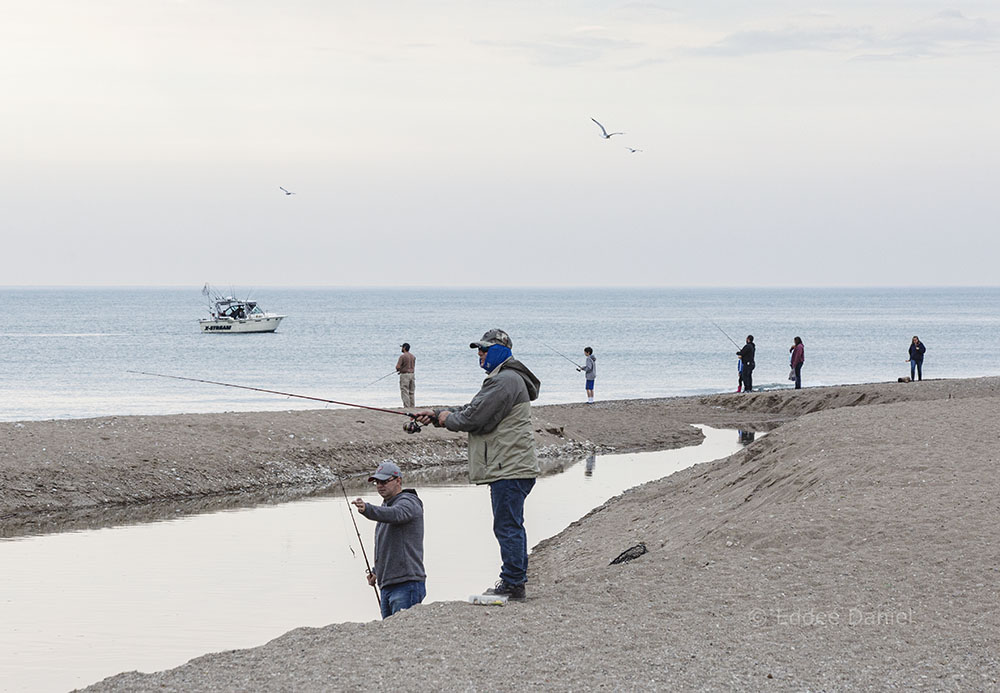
[468,328,512,350]
[414,328,540,601]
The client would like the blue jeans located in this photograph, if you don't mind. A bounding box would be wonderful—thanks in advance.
[794,363,802,389]
[910,360,922,381]
[490,478,535,586]
[380,580,426,619]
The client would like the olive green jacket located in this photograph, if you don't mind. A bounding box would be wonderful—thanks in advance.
[438,357,541,484]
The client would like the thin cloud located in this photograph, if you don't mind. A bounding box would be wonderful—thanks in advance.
[694,26,872,56]
[854,10,998,60]
[477,35,638,67]
[693,11,998,60]
[893,9,996,51]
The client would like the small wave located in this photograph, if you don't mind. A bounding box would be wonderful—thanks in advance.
[0,333,125,338]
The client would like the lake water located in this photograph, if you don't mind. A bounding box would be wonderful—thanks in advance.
[0,426,745,692]
[1,286,998,421]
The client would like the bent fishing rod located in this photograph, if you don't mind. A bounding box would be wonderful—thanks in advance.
[127,371,427,433]
[541,342,583,369]
[339,477,381,608]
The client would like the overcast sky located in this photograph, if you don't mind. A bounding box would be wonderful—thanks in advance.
[4,1,998,287]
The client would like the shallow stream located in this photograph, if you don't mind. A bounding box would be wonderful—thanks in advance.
[0,425,750,692]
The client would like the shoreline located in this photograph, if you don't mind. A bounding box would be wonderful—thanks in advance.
[68,374,1000,690]
[4,377,1000,539]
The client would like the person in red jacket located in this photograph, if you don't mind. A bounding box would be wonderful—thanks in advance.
[789,336,805,389]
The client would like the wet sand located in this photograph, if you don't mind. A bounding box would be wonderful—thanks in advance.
[3,377,999,690]
[1,393,756,537]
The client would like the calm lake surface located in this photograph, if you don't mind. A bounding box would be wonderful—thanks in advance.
[0,426,746,692]
[2,286,999,421]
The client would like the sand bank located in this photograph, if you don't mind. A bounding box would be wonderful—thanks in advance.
[4,377,999,538]
[0,392,755,537]
[68,376,1000,691]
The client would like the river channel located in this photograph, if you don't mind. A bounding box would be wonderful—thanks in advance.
[0,425,751,692]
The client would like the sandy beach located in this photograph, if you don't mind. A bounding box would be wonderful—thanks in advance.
[3,377,999,690]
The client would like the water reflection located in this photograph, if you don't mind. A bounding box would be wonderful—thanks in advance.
[0,426,746,692]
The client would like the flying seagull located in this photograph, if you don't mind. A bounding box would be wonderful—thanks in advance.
[279,186,296,195]
[591,117,624,139]
[625,147,643,153]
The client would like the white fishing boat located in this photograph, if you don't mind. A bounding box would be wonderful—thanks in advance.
[199,285,286,334]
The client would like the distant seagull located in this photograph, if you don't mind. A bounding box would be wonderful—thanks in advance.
[279,186,296,195]
[591,117,624,139]
[625,147,643,153]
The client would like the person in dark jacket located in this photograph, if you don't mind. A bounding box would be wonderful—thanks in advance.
[908,336,926,381]
[738,335,756,392]
[414,328,540,601]
[789,336,805,389]
[352,460,426,619]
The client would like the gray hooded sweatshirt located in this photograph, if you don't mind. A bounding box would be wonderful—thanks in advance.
[361,489,425,588]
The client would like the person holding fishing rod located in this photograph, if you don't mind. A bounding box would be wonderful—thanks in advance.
[541,342,593,403]
[396,342,416,408]
[578,347,596,403]
[738,335,756,393]
[701,314,753,393]
[413,328,540,602]
[351,460,426,619]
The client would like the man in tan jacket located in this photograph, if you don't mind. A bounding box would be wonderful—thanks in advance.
[415,329,540,601]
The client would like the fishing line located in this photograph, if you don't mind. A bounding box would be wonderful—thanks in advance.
[541,342,584,369]
[128,371,427,432]
[339,477,381,608]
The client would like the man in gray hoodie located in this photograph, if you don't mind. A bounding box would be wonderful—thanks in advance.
[414,328,541,601]
[352,460,426,619]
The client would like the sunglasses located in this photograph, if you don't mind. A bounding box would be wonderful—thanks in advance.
[374,477,398,485]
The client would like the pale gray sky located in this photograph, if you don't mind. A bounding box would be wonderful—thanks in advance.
[4,1,998,286]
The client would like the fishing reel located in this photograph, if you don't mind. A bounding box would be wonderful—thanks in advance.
[404,413,442,434]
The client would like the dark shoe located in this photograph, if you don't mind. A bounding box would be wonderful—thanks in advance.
[485,580,526,601]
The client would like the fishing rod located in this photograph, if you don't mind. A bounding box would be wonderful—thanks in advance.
[541,342,584,369]
[363,371,397,388]
[699,313,742,349]
[340,477,381,609]
[127,371,426,433]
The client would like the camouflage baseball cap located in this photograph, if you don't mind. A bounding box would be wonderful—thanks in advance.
[470,329,512,350]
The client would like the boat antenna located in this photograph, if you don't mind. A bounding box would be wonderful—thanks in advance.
[541,342,583,369]
[339,477,381,609]
[127,371,427,433]
[698,312,741,349]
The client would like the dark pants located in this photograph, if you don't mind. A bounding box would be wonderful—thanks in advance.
[489,478,535,586]
[379,580,426,619]
[794,363,802,389]
[910,360,922,381]
[742,367,754,392]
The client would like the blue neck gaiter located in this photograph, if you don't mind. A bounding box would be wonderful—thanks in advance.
[482,344,512,372]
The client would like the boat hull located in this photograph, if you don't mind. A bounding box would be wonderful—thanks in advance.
[199,315,285,333]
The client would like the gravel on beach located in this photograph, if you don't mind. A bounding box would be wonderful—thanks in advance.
[4,378,999,690]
